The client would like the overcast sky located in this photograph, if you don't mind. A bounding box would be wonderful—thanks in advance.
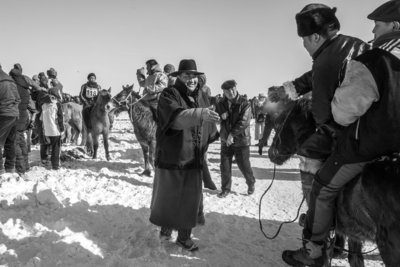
[1,0,380,97]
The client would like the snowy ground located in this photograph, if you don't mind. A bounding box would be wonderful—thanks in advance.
[0,112,384,267]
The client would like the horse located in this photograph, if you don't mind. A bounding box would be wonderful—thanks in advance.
[266,97,400,267]
[62,102,84,145]
[82,88,114,161]
[112,84,156,176]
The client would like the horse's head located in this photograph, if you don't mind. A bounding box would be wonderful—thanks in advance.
[112,84,141,111]
[267,98,315,165]
[96,88,114,112]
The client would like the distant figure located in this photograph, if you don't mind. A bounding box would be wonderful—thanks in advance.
[215,79,256,198]
[0,65,20,175]
[141,59,168,121]
[40,93,64,170]
[254,93,267,144]
[163,63,176,86]
[47,68,64,102]
[79,73,101,108]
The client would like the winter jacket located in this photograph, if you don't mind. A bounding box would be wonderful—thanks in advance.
[9,68,35,131]
[0,69,20,117]
[155,78,219,170]
[41,101,64,137]
[80,82,101,106]
[332,32,400,162]
[283,34,368,126]
[216,94,252,147]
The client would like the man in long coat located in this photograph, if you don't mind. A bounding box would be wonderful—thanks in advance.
[150,59,220,251]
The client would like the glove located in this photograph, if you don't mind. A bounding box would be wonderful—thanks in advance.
[201,107,220,123]
[268,86,287,102]
[258,145,263,155]
[226,133,234,146]
[220,112,228,120]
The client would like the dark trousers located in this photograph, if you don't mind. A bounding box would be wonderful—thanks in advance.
[15,130,29,174]
[0,116,17,172]
[41,136,61,169]
[303,155,368,242]
[220,145,255,191]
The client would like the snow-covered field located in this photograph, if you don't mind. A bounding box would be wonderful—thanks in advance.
[0,112,384,267]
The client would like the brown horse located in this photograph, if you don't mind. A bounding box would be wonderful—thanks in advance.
[62,102,84,145]
[83,88,114,161]
[267,97,400,267]
[113,84,156,176]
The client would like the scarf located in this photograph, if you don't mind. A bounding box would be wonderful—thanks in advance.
[86,81,99,88]
[372,31,400,51]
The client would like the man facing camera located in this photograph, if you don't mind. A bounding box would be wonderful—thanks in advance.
[216,80,255,198]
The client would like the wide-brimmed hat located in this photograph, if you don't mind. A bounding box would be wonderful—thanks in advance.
[368,0,400,22]
[170,59,204,77]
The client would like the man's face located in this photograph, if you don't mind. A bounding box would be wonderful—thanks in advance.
[373,21,395,40]
[302,34,322,57]
[89,76,96,83]
[223,87,237,100]
[178,72,198,91]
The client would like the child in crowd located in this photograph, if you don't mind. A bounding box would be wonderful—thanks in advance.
[40,94,64,170]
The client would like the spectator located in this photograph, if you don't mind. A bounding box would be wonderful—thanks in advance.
[150,59,219,251]
[254,93,267,144]
[0,65,20,175]
[163,63,176,86]
[215,79,256,198]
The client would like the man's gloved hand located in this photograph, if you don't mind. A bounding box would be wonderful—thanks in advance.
[220,112,228,120]
[268,86,287,102]
[202,108,220,123]
[226,133,234,146]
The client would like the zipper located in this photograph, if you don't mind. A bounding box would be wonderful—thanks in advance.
[355,119,360,140]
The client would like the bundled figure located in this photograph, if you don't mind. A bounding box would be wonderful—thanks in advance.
[79,73,101,108]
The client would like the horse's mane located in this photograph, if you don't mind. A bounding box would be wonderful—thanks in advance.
[275,97,312,125]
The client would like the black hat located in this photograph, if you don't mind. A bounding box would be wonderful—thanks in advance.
[221,80,237,90]
[87,73,96,80]
[170,59,204,77]
[295,4,340,37]
[368,0,400,22]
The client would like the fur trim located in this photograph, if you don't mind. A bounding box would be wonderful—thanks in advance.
[296,7,340,37]
[282,81,299,100]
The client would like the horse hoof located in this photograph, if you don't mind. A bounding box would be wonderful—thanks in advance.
[141,170,152,177]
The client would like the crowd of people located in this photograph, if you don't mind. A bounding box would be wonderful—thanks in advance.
[1,0,400,265]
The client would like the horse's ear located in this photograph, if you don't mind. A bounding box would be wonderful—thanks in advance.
[108,87,112,93]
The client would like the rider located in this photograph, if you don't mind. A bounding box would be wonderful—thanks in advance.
[79,73,101,108]
[282,1,400,266]
[141,59,168,121]
[268,4,368,210]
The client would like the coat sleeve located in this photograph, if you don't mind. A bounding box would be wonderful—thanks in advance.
[57,102,65,132]
[230,101,251,137]
[331,60,379,126]
[170,108,204,130]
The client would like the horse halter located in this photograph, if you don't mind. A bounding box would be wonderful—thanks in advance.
[112,90,133,110]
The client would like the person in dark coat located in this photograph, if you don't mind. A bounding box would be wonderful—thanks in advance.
[215,80,256,198]
[79,73,101,108]
[9,64,37,174]
[281,3,395,266]
[150,59,220,251]
[0,65,20,175]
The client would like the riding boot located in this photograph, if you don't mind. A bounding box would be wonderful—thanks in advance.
[282,240,327,267]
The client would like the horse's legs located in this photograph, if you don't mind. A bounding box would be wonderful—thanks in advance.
[80,124,87,146]
[376,223,400,267]
[103,132,110,161]
[92,133,99,159]
[347,238,364,267]
[140,142,151,176]
[149,140,156,170]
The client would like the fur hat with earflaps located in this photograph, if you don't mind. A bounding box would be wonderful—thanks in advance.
[295,4,340,37]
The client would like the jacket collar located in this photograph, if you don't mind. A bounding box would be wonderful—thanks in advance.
[312,34,339,60]
[373,31,400,49]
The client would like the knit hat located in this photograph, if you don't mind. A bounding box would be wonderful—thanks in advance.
[14,63,22,71]
[368,0,400,22]
[163,64,175,74]
[47,68,57,79]
[87,73,96,80]
[295,4,340,37]
[221,80,237,90]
